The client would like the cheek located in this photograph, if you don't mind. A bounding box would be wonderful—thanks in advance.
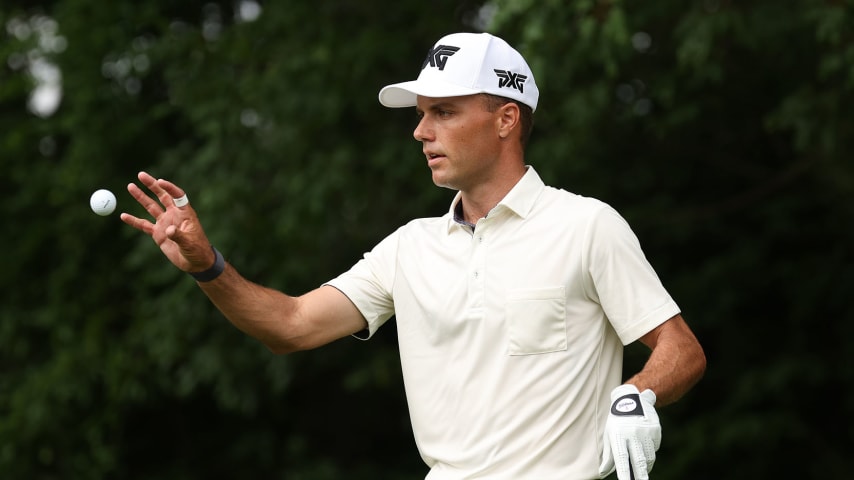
[463,123,500,156]
[450,119,495,149]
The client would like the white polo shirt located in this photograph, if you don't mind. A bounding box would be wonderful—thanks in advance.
[326,167,679,479]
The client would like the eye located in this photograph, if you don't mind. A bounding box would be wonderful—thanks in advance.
[437,109,453,118]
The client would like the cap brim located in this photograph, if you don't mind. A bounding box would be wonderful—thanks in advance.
[378,80,483,108]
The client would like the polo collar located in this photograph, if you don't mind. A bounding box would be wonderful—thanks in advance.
[446,166,545,233]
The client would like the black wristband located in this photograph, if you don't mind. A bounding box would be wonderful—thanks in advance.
[189,246,225,282]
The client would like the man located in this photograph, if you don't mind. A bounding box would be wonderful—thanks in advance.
[122,32,705,480]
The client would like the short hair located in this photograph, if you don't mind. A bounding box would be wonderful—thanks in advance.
[480,93,534,147]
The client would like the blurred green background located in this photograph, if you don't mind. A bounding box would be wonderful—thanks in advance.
[2,0,852,478]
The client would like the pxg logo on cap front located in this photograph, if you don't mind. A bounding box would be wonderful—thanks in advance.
[423,45,460,71]
[611,393,644,416]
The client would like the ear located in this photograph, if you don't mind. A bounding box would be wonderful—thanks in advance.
[496,102,521,140]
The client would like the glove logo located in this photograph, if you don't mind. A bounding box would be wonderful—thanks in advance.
[611,393,644,416]
[616,398,637,412]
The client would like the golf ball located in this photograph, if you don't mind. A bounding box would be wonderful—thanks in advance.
[90,189,117,216]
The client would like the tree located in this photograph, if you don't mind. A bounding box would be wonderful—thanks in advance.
[1,0,852,478]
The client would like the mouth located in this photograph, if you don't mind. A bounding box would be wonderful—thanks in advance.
[425,152,445,165]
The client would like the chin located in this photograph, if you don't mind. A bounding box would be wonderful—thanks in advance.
[431,174,456,190]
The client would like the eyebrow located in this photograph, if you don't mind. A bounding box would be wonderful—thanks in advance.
[415,101,458,115]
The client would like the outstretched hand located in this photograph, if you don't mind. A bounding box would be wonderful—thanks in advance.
[120,171,215,273]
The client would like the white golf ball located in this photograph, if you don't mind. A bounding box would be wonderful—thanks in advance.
[90,189,117,216]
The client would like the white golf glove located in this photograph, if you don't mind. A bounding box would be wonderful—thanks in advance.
[599,384,661,480]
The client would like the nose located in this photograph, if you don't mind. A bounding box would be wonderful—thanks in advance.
[413,115,432,142]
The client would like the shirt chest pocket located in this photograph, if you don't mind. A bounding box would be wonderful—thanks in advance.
[505,286,567,355]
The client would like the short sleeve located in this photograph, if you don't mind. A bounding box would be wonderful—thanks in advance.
[324,229,399,339]
[582,205,680,344]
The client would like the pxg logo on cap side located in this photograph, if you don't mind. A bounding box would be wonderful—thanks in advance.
[423,45,460,71]
[611,393,644,416]
[494,69,527,93]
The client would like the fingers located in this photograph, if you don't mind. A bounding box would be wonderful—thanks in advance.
[156,178,186,200]
[131,171,193,212]
[136,171,164,202]
[138,171,173,210]
[615,452,633,480]
[598,439,615,477]
[127,181,165,220]
[135,171,189,209]
[119,212,154,235]
[628,440,650,480]
[607,436,632,480]
[160,180,189,209]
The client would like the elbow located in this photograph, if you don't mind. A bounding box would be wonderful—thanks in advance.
[689,343,708,386]
[263,335,315,355]
[259,313,313,355]
[264,339,305,355]
[697,347,708,379]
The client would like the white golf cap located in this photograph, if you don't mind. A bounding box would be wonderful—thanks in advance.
[379,32,539,111]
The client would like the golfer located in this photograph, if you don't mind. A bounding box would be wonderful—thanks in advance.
[122,32,706,480]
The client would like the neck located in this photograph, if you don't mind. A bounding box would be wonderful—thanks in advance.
[458,163,526,224]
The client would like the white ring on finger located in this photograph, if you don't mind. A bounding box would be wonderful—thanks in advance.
[173,194,189,207]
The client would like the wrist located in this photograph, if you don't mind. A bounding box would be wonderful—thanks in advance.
[190,246,225,282]
[611,384,640,401]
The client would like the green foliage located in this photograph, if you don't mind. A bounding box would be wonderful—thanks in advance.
[1,0,852,479]
[493,0,854,478]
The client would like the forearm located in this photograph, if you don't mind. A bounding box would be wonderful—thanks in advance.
[196,262,304,354]
[196,262,367,354]
[625,315,706,406]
